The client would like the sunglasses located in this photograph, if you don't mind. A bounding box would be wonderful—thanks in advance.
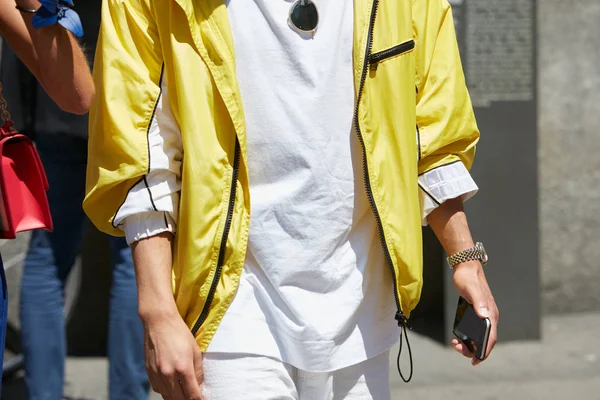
[288,0,319,36]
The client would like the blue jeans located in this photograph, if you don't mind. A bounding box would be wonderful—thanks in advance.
[19,134,149,400]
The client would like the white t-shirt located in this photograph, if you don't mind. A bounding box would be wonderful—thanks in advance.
[205,0,399,372]
[119,0,479,374]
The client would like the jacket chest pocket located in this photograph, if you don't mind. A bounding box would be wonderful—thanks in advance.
[370,39,415,71]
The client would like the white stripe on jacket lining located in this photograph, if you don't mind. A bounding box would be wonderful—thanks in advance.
[114,78,183,245]
[419,161,478,226]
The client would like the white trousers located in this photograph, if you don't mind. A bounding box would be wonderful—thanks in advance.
[202,351,391,400]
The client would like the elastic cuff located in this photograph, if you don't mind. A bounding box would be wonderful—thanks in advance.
[123,211,176,245]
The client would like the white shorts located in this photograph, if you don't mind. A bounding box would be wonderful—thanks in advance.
[202,351,391,400]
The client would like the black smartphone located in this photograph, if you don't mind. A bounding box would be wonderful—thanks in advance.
[453,296,491,360]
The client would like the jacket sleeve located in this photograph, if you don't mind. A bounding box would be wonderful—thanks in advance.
[116,80,183,245]
[84,0,164,236]
[413,0,480,176]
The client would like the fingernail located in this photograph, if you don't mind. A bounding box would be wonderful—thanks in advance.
[479,306,489,318]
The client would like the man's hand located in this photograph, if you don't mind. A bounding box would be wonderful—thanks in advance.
[451,260,498,365]
[427,197,499,365]
[143,312,204,399]
[131,233,204,399]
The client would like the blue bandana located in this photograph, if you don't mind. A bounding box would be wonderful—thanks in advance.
[32,0,83,38]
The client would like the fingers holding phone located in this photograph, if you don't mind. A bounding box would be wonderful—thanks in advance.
[452,260,499,365]
[453,296,492,362]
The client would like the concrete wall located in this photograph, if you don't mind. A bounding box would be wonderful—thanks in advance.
[539,0,600,313]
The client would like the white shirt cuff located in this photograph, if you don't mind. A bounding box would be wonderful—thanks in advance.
[123,211,176,245]
[419,161,479,226]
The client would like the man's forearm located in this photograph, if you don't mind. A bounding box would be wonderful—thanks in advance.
[131,232,180,323]
[427,197,476,258]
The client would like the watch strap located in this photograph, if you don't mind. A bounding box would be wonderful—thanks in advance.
[447,242,486,269]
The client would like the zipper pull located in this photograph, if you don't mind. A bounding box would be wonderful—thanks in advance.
[370,59,379,72]
[395,311,412,330]
[395,311,414,383]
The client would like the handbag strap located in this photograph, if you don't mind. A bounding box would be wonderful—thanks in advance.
[0,82,13,123]
[0,83,15,135]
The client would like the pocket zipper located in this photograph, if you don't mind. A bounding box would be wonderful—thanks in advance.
[370,39,415,68]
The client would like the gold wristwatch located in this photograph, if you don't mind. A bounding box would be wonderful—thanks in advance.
[446,242,488,269]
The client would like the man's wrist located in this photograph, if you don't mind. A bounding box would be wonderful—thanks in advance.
[452,259,483,274]
[139,302,180,324]
[447,242,488,269]
[138,286,180,323]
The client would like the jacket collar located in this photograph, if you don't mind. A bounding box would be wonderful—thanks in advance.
[172,0,248,165]
[171,0,375,86]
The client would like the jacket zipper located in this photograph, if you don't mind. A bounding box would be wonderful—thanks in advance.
[192,140,241,335]
[354,0,407,324]
[356,1,413,382]
[370,39,415,67]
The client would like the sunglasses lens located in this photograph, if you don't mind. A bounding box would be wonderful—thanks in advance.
[290,1,319,32]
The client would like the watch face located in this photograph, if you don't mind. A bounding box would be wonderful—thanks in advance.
[477,242,488,265]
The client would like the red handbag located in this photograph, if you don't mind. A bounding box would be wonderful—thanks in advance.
[0,85,52,239]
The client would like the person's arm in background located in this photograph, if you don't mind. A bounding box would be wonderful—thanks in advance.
[0,0,94,114]
[413,0,499,365]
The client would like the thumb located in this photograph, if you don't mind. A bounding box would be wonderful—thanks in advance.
[468,289,490,319]
[192,344,204,386]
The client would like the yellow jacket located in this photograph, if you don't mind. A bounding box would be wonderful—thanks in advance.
[85,0,479,350]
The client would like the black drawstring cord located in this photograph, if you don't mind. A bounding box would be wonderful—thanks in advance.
[395,311,413,383]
